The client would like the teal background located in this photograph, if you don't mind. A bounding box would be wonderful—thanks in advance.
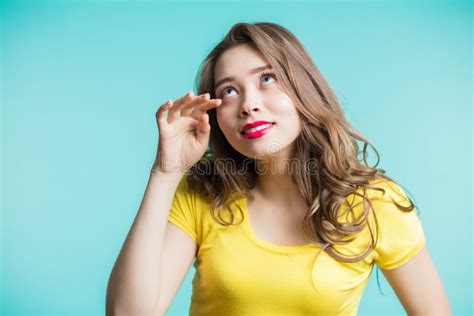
[1,0,472,315]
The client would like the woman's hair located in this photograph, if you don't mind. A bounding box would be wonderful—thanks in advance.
[186,22,418,268]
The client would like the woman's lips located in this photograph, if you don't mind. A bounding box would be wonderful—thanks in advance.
[241,123,275,139]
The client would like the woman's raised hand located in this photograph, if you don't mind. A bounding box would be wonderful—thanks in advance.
[152,91,222,174]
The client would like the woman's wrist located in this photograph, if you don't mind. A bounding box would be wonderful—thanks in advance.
[150,161,186,177]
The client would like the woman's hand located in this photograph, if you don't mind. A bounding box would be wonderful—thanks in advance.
[152,91,222,174]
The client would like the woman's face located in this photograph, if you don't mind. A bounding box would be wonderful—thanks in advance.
[214,44,302,160]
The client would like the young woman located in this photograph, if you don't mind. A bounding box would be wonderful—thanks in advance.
[106,22,451,315]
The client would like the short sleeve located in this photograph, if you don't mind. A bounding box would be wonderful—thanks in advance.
[168,176,199,244]
[370,180,426,270]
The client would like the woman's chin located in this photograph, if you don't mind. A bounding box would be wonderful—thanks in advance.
[240,150,282,161]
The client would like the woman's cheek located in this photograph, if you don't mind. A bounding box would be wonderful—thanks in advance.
[216,109,234,134]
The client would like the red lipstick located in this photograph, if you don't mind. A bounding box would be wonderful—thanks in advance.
[240,120,274,132]
[240,121,275,139]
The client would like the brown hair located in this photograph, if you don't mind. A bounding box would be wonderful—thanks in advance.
[186,22,417,269]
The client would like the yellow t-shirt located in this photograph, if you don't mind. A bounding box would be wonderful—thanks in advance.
[168,175,425,316]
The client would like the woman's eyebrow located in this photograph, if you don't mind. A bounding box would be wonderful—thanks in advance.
[214,64,272,91]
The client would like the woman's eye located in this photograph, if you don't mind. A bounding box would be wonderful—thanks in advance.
[221,86,236,98]
[219,73,276,99]
[261,73,276,84]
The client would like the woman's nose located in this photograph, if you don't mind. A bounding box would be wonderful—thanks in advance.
[241,104,260,116]
[240,90,262,117]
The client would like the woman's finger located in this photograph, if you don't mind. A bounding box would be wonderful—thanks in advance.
[189,99,222,121]
[156,100,173,127]
[181,93,211,116]
[168,91,194,124]
[195,113,210,146]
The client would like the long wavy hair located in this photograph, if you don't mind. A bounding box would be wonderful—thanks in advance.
[185,22,418,291]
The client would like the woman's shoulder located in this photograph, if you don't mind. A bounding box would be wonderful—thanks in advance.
[350,176,412,205]
[174,173,213,208]
[336,176,424,266]
[339,176,416,226]
[169,173,220,245]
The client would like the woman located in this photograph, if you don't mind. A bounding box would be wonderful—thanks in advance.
[106,22,451,315]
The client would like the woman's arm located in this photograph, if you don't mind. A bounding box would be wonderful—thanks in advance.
[106,171,184,315]
[106,90,219,315]
[381,245,452,315]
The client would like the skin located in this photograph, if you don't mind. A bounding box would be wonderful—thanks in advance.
[214,43,308,233]
[212,43,452,314]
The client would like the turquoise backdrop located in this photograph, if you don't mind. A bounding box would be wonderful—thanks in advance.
[2,0,472,315]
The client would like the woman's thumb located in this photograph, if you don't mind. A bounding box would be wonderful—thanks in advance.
[196,113,210,144]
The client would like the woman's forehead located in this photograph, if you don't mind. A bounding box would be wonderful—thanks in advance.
[214,46,270,83]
